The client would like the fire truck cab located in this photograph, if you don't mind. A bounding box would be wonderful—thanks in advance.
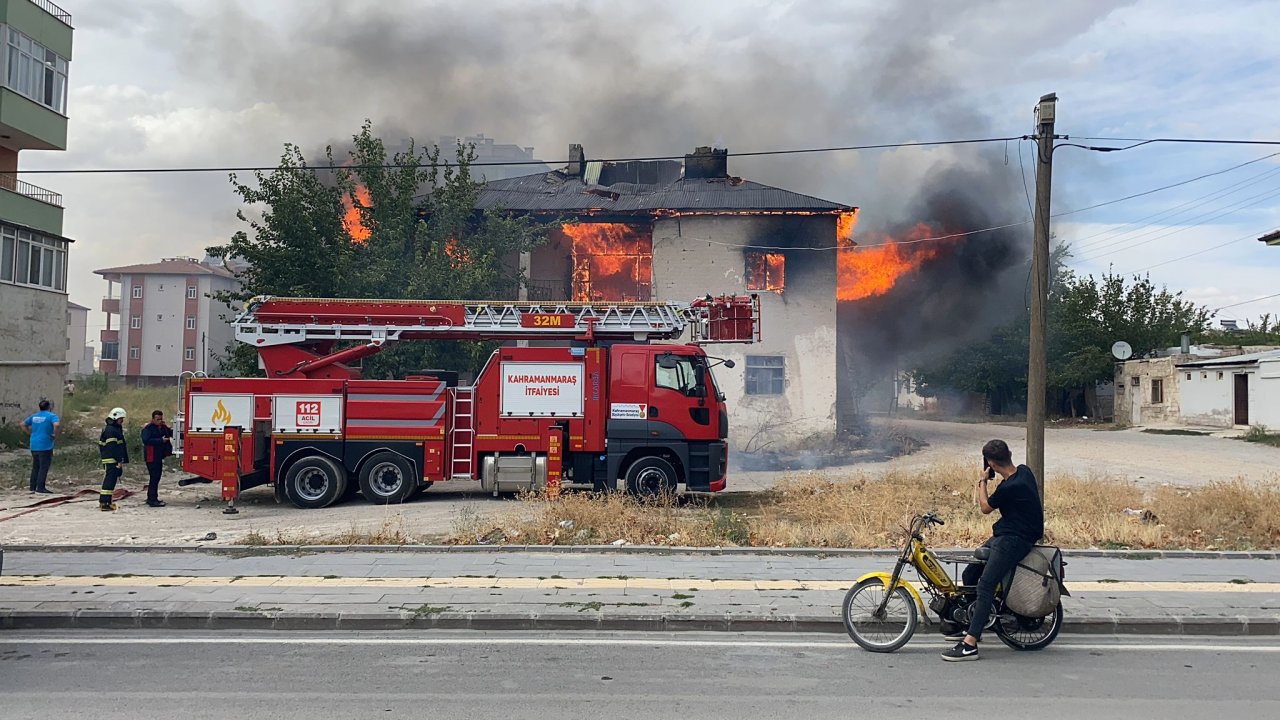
[178,295,759,510]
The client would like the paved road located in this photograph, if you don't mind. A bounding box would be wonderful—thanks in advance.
[0,631,1276,719]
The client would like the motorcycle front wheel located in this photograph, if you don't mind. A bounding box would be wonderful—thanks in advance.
[842,578,918,653]
[994,602,1063,650]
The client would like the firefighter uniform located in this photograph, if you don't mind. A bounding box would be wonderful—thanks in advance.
[98,412,129,510]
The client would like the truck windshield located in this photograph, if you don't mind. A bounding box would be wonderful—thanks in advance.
[655,355,702,396]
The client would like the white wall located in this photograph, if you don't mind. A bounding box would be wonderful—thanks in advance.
[650,215,838,449]
[1178,366,1238,428]
[1256,359,1280,428]
[198,275,239,374]
[65,304,91,375]
[139,274,187,377]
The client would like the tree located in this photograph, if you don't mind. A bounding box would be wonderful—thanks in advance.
[1195,314,1280,347]
[207,121,546,377]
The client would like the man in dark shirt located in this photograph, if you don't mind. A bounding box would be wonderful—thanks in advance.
[941,439,1044,662]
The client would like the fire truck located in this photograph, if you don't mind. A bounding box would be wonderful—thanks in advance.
[177,294,760,510]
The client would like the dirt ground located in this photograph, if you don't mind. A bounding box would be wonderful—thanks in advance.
[1,419,1276,546]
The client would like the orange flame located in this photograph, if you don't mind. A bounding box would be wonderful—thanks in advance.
[342,184,372,243]
[444,238,470,269]
[559,223,653,302]
[746,251,785,293]
[837,211,954,302]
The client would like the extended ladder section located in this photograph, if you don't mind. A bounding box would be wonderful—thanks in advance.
[233,295,759,378]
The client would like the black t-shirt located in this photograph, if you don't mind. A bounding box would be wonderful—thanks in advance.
[988,465,1044,542]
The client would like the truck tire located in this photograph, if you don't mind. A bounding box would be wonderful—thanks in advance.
[624,457,679,497]
[283,455,347,509]
[359,452,417,504]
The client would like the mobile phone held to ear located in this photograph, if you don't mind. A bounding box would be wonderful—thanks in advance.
[982,456,995,480]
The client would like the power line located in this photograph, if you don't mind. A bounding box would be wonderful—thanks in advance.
[19,136,1026,175]
[1215,291,1280,312]
[1069,162,1280,253]
[19,134,1280,175]
[1072,182,1280,263]
[1051,152,1280,219]
[1121,225,1276,274]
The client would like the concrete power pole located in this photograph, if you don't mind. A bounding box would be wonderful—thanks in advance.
[1026,93,1057,497]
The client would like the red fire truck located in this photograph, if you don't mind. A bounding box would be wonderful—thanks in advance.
[177,294,760,510]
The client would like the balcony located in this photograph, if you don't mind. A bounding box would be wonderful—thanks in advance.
[0,172,63,235]
[29,0,73,26]
[101,297,119,314]
[99,328,118,345]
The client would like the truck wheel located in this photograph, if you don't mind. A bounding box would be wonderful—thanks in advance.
[283,455,347,509]
[624,457,679,497]
[359,452,417,504]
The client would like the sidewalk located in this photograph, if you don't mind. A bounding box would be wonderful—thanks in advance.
[2,548,1278,635]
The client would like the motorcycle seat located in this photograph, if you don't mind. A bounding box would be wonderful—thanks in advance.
[973,547,991,561]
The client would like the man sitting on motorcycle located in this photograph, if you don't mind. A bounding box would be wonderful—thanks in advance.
[941,439,1044,662]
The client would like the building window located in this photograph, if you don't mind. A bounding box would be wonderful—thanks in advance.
[187,285,197,299]
[4,28,69,114]
[1186,373,1192,381]
[186,315,196,330]
[185,347,196,361]
[129,346,140,360]
[1130,376,1140,387]
[1151,378,1164,404]
[101,342,119,361]
[0,226,67,291]
[744,251,785,293]
[1217,372,1224,380]
[132,285,142,298]
[130,315,142,329]
[745,355,785,395]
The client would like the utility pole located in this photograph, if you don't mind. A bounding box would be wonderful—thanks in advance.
[1027,93,1057,498]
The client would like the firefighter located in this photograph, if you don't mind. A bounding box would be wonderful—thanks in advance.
[98,407,129,511]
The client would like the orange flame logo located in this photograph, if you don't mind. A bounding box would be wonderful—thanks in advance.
[211,400,232,425]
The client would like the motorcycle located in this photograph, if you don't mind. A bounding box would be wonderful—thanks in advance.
[842,512,1066,653]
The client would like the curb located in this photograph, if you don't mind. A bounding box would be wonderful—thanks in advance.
[3,544,1276,560]
[2,609,1277,636]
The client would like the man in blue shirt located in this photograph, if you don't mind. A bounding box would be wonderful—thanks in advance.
[22,400,60,494]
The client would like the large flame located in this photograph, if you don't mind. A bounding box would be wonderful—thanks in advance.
[559,223,653,302]
[342,184,372,243]
[837,211,950,302]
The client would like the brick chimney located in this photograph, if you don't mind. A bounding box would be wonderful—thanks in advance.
[684,146,728,179]
[567,144,585,178]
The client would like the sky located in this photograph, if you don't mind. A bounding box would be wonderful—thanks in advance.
[27,0,1280,341]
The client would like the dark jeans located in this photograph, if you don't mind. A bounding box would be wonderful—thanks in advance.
[29,450,52,491]
[100,464,122,506]
[962,535,1033,640]
[146,460,164,502]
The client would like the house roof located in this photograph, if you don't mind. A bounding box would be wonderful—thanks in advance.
[94,258,236,279]
[1176,349,1280,368]
[1260,230,1280,246]
[66,301,90,311]
[474,170,855,215]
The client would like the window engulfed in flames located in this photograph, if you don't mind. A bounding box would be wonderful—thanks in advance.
[559,223,653,302]
[744,251,785,293]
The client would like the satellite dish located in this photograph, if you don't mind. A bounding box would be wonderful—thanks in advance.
[1111,341,1133,361]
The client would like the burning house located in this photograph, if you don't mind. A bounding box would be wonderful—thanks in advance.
[475,145,857,450]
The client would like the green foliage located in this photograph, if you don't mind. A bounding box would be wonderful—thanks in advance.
[913,245,1212,415]
[207,121,546,378]
[1195,314,1280,347]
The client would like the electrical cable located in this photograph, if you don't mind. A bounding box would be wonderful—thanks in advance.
[1213,291,1280,312]
[1120,226,1277,274]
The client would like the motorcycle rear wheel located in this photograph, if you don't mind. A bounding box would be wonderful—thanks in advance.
[842,578,918,653]
[994,602,1063,650]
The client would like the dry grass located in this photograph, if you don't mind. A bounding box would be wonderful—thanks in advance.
[448,462,1280,551]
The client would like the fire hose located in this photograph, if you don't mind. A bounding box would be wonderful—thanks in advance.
[0,487,136,522]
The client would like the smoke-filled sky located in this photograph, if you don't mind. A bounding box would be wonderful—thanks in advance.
[31,0,1280,337]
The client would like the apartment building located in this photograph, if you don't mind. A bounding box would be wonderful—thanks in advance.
[65,299,91,376]
[95,257,241,386]
[0,0,72,425]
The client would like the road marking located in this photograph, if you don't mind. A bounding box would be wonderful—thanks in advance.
[1,575,1276,593]
[0,636,1278,652]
